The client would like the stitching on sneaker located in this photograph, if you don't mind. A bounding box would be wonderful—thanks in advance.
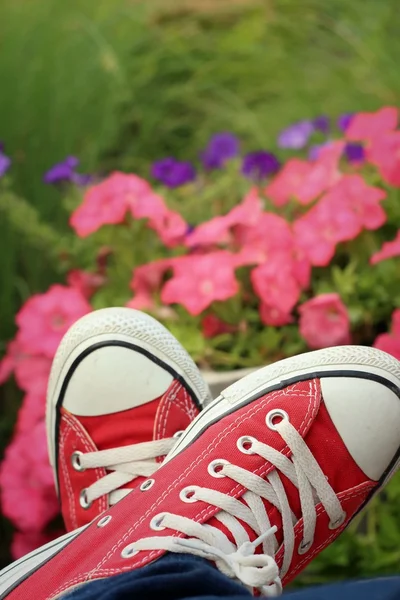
[95,380,319,575]
[62,413,108,515]
[284,482,375,581]
[60,429,78,529]
[155,381,180,441]
[155,381,197,443]
[60,428,78,530]
[50,381,319,596]
[160,389,198,439]
[47,483,374,600]
[180,385,198,420]
[52,381,318,597]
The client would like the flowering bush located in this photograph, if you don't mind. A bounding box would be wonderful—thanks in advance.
[1,107,400,581]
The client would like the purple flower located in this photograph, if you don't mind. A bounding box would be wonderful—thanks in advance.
[337,113,354,132]
[44,156,90,186]
[241,151,280,181]
[313,115,330,134]
[0,143,11,177]
[200,132,239,170]
[278,120,314,149]
[308,144,323,161]
[151,157,196,188]
[344,142,365,163]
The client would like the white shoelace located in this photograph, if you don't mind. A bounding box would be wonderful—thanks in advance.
[74,438,176,506]
[122,417,346,596]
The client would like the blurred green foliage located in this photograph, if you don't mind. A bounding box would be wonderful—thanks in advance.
[0,0,400,582]
[1,0,400,340]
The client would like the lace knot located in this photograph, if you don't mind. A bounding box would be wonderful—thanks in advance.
[229,539,281,596]
[174,531,282,596]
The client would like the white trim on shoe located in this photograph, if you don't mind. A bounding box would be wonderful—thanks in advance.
[46,307,212,493]
[0,527,87,599]
[166,346,400,475]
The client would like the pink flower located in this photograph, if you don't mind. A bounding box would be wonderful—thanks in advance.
[127,259,172,310]
[346,107,398,142]
[325,175,386,231]
[234,212,293,261]
[16,285,92,358]
[185,215,232,248]
[374,309,400,360]
[259,304,293,327]
[293,178,375,267]
[70,172,151,237]
[0,422,59,532]
[0,339,22,385]
[14,354,52,397]
[134,192,187,247]
[293,208,335,267]
[149,209,188,248]
[265,158,311,207]
[16,393,46,434]
[0,338,51,404]
[67,270,106,299]
[233,212,312,293]
[11,530,64,560]
[251,259,301,315]
[186,188,263,249]
[292,245,312,289]
[298,293,351,349]
[71,173,188,246]
[296,141,344,205]
[371,231,400,264]
[161,251,239,315]
[226,188,264,227]
[201,315,236,338]
[130,189,166,220]
[368,131,400,187]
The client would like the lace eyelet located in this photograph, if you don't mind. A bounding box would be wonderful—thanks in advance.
[97,515,112,528]
[328,512,347,529]
[140,478,155,492]
[237,436,257,454]
[71,451,85,472]
[173,430,184,439]
[79,489,92,509]
[207,459,229,478]
[266,409,289,431]
[179,486,199,503]
[298,539,312,554]
[150,513,168,531]
[121,545,139,559]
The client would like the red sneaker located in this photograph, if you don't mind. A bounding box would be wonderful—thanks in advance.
[46,307,212,531]
[2,346,400,599]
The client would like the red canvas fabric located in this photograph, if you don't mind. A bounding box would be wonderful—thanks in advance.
[57,380,200,531]
[9,379,377,599]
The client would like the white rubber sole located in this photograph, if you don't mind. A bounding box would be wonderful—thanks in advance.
[46,307,212,486]
[0,527,86,598]
[166,344,400,492]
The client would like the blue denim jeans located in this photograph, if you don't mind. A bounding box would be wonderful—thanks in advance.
[65,553,400,600]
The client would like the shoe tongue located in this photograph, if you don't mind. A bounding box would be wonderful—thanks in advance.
[76,381,200,492]
[207,402,369,550]
[78,397,160,450]
[78,398,161,491]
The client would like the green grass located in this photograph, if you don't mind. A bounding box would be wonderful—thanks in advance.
[1,0,400,344]
[0,0,142,340]
[105,0,400,171]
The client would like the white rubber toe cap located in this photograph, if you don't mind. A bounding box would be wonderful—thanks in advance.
[321,377,400,481]
[63,346,173,416]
